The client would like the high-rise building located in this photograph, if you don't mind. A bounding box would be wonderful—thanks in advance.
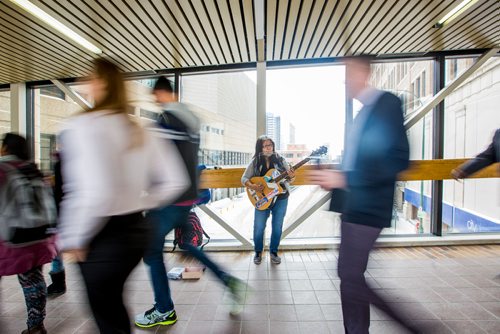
[266,112,281,149]
[289,123,296,144]
[275,115,281,150]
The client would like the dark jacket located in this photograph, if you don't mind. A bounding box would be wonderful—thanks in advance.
[460,129,500,176]
[332,92,410,228]
[53,154,63,214]
[157,103,200,204]
[0,157,57,276]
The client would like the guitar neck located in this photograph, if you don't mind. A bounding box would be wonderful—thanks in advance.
[274,158,311,183]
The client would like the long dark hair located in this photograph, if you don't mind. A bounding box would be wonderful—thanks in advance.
[90,58,128,113]
[252,135,281,169]
[1,132,30,160]
[89,58,143,149]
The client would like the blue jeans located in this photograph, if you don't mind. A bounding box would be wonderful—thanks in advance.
[51,254,64,273]
[253,197,288,254]
[144,205,228,313]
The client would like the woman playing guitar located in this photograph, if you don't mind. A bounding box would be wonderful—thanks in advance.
[241,135,295,265]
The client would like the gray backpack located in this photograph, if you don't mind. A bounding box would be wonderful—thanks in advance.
[0,161,56,246]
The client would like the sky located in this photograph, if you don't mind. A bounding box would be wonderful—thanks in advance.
[246,65,347,158]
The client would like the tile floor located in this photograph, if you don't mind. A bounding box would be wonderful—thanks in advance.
[1,245,500,333]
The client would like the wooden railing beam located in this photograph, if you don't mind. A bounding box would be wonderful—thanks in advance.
[199,160,499,189]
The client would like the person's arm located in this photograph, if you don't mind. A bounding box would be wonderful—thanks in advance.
[452,129,499,178]
[144,131,190,209]
[241,160,263,191]
[241,160,254,186]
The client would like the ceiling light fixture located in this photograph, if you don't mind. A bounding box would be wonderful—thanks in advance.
[9,0,102,54]
[434,0,479,28]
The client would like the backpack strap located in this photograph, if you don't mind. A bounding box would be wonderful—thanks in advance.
[171,241,178,253]
[199,228,210,250]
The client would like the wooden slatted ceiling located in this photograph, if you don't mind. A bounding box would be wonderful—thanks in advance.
[0,0,498,85]
[0,0,92,83]
[268,0,500,58]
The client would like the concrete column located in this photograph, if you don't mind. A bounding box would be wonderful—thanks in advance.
[10,83,27,135]
[256,61,266,138]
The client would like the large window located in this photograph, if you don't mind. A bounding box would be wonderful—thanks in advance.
[266,65,345,239]
[0,90,10,136]
[371,60,435,235]
[24,54,499,243]
[180,70,257,241]
[443,57,500,233]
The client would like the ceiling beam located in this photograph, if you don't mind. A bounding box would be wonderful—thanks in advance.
[254,0,265,61]
[51,79,91,110]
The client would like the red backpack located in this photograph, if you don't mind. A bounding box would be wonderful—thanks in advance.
[173,211,210,251]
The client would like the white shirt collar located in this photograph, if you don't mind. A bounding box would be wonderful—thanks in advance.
[356,86,382,107]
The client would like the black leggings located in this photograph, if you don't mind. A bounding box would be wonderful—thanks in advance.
[79,212,148,334]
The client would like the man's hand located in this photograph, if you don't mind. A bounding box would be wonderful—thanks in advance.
[63,249,88,263]
[307,170,347,190]
[451,168,466,180]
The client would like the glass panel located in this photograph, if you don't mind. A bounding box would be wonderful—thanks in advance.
[35,77,174,174]
[0,90,10,136]
[264,65,345,239]
[371,60,435,235]
[34,85,84,173]
[284,187,339,239]
[267,65,345,159]
[40,86,65,100]
[181,71,257,167]
[443,56,500,233]
[181,71,257,240]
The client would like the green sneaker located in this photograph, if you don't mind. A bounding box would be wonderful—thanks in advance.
[227,276,248,315]
[134,307,177,328]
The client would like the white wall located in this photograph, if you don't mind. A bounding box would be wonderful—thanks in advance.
[442,57,500,221]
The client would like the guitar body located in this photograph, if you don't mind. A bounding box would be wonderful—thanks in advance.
[246,169,284,210]
[245,146,328,210]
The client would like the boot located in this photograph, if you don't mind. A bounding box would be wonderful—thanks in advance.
[21,323,47,334]
[47,271,66,297]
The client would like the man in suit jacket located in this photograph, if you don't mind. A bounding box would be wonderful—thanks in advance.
[309,56,416,333]
[452,128,499,179]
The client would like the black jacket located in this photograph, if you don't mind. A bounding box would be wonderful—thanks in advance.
[157,103,200,204]
[460,129,500,177]
[331,92,410,228]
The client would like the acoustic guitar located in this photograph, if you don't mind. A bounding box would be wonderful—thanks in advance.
[246,146,328,210]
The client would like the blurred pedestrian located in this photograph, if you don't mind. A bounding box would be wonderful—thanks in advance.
[57,59,189,334]
[452,128,499,179]
[135,77,247,329]
[308,56,417,333]
[0,132,57,334]
[46,149,66,298]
